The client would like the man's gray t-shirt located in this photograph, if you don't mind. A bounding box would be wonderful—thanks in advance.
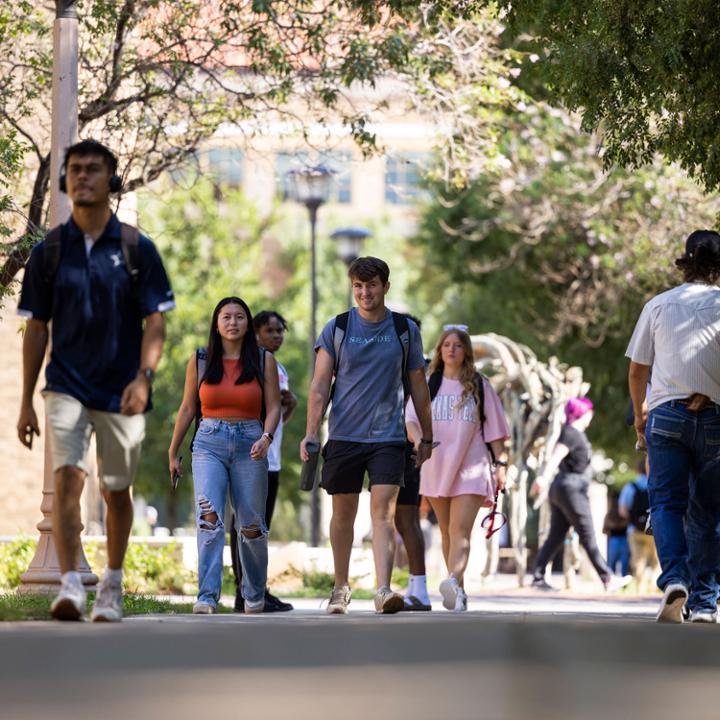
[315,308,425,443]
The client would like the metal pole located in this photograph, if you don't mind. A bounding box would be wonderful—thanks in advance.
[20,0,97,592]
[308,201,321,547]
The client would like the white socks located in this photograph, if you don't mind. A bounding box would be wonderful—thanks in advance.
[61,571,82,588]
[407,574,430,604]
[104,568,123,584]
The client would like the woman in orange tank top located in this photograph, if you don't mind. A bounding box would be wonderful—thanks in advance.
[168,296,280,614]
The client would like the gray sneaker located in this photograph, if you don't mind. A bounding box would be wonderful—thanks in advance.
[51,577,87,621]
[192,601,216,615]
[91,578,123,622]
[690,609,717,624]
[327,585,351,614]
[374,586,404,614]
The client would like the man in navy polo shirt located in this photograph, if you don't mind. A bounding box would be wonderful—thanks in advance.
[16,139,175,622]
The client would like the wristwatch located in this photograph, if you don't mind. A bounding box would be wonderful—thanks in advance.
[420,438,434,445]
[139,367,155,385]
[262,431,274,443]
[494,460,508,467]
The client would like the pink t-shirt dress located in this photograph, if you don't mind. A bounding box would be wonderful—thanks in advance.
[406,376,510,498]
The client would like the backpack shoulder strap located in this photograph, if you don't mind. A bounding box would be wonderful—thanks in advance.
[328,312,350,406]
[258,347,266,385]
[391,312,411,397]
[196,347,208,389]
[191,347,208,453]
[428,370,443,402]
[119,223,140,286]
[333,312,350,372]
[475,372,487,430]
[42,225,64,284]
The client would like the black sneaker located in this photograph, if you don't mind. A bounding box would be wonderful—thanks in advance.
[233,589,244,613]
[531,577,558,591]
[263,588,294,613]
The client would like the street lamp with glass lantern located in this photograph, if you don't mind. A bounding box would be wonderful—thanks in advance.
[285,164,335,548]
[330,227,372,308]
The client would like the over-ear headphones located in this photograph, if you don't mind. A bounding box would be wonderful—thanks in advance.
[59,173,122,194]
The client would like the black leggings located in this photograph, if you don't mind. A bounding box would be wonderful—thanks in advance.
[231,470,279,589]
[532,475,611,583]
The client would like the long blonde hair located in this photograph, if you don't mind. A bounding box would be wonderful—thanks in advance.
[428,329,480,412]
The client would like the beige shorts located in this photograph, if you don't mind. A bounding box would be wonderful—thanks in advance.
[44,391,146,491]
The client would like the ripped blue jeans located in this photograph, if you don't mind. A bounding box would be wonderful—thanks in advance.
[192,418,268,608]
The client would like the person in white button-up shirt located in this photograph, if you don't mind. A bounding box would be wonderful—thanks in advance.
[626,229,720,624]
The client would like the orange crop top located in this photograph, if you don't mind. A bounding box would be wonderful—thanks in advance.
[199,359,263,419]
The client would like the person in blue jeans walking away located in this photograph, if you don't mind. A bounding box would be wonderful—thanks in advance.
[627,229,720,624]
[168,297,280,614]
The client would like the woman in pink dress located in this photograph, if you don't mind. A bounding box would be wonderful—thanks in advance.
[406,328,510,612]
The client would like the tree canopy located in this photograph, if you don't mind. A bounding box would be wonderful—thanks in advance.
[0,0,480,306]
[490,0,720,194]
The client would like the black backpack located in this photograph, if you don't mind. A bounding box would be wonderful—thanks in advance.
[329,311,411,404]
[628,481,650,530]
[428,369,495,462]
[190,346,266,451]
[43,222,141,288]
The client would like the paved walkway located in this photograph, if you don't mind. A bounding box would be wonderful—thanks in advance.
[1,591,717,720]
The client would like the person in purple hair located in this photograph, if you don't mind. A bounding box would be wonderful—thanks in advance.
[530,397,630,592]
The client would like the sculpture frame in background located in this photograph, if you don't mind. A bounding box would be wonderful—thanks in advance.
[470,333,590,587]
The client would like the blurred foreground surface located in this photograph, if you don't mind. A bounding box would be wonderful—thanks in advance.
[1,594,719,720]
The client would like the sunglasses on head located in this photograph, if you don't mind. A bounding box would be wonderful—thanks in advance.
[443,323,469,333]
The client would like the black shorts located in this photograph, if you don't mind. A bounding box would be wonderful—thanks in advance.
[321,440,406,495]
[397,441,421,506]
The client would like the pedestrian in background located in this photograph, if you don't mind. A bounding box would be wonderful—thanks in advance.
[531,398,630,592]
[618,459,658,593]
[229,309,296,613]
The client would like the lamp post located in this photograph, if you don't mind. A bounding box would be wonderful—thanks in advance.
[286,164,334,547]
[20,0,98,592]
[330,227,372,308]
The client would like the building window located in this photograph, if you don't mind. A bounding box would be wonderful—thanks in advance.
[384,153,428,205]
[320,151,352,204]
[207,148,244,186]
[275,151,310,199]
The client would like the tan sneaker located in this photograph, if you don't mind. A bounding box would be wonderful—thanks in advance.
[327,584,351,614]
[374,586,404,614]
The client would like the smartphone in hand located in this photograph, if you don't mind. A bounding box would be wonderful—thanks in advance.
[171,455,183,490]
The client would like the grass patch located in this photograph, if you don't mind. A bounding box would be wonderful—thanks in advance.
[0,593,235,621]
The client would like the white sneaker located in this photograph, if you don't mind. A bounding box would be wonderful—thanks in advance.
[51,576,87,621]
[656,583,689,623]
[192,601,216,614]
[604,574,633,592]
[439,577,459,611]
[327,585,351,615]
[454,587,468,613]
[690,609,718,624]
[91,578,123,622]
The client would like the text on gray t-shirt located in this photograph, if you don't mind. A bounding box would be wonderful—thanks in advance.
[315,308,425,443]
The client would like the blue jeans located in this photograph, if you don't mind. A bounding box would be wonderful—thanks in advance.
[607,536,629,576]
[646,401,720,611]
[192,418,269,608]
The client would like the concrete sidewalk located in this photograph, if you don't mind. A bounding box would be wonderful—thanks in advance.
[3,589,714,720]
